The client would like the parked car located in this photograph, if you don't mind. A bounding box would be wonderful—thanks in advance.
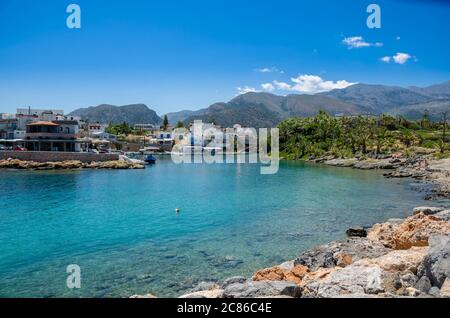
[13,146,27,151]
[0,144,5,151]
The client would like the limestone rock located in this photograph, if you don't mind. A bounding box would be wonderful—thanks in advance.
[252,265,308,285]
[435,210,450,221]
[301,264,384,297]
[369,247,428,273]
[294,238,389,271]
[223,280,302,298]
[414,276,432,293]
[440,278,450,298]
[417,235,450,288]
[192,281,220,292]
[368,213,450,249]
[413,207,444,215]
[221,276,247,289]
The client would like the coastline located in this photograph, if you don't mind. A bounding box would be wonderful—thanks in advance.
[0,158,145,170]
[140,155,450,299]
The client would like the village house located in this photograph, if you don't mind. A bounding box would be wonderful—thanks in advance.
[24,120,81,152]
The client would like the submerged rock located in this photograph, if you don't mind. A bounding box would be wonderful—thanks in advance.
[346,226,367,238]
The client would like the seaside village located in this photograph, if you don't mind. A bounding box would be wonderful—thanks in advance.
[0,108,253,168]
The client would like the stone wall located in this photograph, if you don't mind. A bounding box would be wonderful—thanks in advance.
[0,151,119,163]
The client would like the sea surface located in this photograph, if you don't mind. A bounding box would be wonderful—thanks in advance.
[0,158,437,297]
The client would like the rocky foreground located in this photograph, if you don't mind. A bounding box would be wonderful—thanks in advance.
[0,158,145,170]
[177,208,450,298]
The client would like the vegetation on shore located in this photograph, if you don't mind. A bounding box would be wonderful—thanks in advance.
[278,111,449,160]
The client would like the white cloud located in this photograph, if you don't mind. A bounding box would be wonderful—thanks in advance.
[342,36,383,49]
[236,86,258,95]
[393,52,412,64]
[381,52,414,65]
[273,80,292,91]
[270,75,356,94]
[255,67,284,74]
[261,83,275,91]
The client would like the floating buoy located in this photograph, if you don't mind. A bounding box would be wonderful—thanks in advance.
[175,208,180,213]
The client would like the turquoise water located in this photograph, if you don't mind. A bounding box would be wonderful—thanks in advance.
[0,159,433,297]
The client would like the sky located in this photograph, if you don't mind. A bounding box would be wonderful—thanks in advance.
[0,0,450,115]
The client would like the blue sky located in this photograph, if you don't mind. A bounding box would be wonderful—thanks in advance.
[0,0,449,115]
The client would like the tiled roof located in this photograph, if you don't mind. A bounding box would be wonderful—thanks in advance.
[26,121,60,126]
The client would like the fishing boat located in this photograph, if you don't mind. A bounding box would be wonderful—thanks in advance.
[144,155,157,164]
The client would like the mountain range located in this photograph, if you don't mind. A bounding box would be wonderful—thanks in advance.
[178,81,450,127]
[69,81,450,128]
[68,104,162,125]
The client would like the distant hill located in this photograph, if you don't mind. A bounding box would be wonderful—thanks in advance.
[408,81,450,99]
[165,109,206,124]
[389,99,450,121]
[69,104,162,125]
[322,83,432,113]
[183,92,371,128]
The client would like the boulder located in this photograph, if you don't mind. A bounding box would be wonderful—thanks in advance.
[413,207,445,215]
[323,159,356,167]
[191,281,220,292]
[301,264,384,297]
[252,265,308,285]
[346,226,367,238]
[369,247,428,273]
[414,276,432,293]
[417,235,450,288]
[440,278,450,298]
[222,280,302,298]
[368,213,450,250]
[221,276,247,289]
[428,286,441,297]
[294,238,389,271]
[435,210,450,222]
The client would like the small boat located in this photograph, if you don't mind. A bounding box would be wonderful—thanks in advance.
[144,155,157,164]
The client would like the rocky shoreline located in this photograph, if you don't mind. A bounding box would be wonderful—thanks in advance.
[319,155,450,200]
[175,208,449,299]
[0,158,145,170]
[172,156,450,299]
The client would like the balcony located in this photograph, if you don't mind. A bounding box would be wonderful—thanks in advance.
[25,133,80,140]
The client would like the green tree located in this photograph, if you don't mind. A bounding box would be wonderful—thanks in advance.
[163,115,169,130]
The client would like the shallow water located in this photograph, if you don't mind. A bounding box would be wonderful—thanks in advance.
[0,159,435,297]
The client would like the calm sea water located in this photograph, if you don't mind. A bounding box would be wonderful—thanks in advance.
[0,158,434,297]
